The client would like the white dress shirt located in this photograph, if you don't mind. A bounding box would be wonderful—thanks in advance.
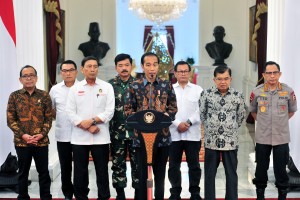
[66,78,115,145]
[170,82,203,141]
[49,80,78,142]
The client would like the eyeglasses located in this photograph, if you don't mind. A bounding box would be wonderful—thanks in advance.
[264,71,280,75]
[61,68,76,73]
[176,70,190,75]
[21,74,37,79]
[215,77,231,82]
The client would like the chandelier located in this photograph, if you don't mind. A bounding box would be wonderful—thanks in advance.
[129,0,188,25]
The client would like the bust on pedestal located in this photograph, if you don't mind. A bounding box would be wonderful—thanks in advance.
[205,26,232,66]
[78,22,110,65]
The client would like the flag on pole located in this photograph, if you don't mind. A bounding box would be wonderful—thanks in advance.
[0,0,19,164]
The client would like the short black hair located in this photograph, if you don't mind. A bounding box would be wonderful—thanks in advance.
[60,60,77,70]
[20,65,37,77]
[114,53,132,66]
[141,52,160,65]
[264,61,280,72]
[174,61,191,72]
[214,65,231,77]
[81,56,99,67]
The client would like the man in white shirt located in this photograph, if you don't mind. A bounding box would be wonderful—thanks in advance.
[66,56,115,200]
[168,61,203,200]
[49,60,78,200]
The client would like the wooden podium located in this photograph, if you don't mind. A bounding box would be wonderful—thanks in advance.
[126,110,172,200]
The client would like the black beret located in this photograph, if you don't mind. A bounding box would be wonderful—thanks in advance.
[126,109,172,133]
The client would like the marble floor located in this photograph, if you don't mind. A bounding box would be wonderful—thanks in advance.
[1,123,300,199]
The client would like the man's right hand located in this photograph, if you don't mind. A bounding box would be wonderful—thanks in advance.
[88,125,100,134]
[22,134,38,145]
[177,122,190,133]
[78,119,93,130]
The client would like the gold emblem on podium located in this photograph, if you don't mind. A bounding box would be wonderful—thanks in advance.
[144,112,155,123]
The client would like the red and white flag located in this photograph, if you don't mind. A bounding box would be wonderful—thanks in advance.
[0,0,19,164]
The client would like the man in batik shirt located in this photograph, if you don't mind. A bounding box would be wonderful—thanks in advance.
[7,65,53,200]
[124,52,177,200]
[200,65,246,200]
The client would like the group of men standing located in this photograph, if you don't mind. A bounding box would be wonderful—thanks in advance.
[6,52,297,200]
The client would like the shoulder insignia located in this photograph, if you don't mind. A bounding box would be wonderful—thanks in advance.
[291,91,297,101]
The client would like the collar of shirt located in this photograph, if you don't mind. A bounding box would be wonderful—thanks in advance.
[20,87,37,95]
[211,86,234,96]
[173,81,192,88]
[116,75,134,85]
[61,79,78,87]
[81,78,101,86]
[263,82,282,92]
[143,77,159,86]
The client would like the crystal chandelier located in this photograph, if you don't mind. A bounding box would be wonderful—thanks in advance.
[129,0,188,25]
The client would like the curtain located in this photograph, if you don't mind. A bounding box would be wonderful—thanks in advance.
[246,0,268,124]
[166,26,175,59]
[143,26,153,52]
[44,0,62,91]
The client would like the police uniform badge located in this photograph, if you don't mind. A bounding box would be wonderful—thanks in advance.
[260,106,266,113]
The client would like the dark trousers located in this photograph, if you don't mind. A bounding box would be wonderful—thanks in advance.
[15,146,52,200]
[72,144,110,200]
[57,142,74,198]
[168,141,201,196]
[204,148,238,200]
[253,143,289,189]
[134,135,169,200]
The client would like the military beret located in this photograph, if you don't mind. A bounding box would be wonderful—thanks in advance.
[126,109,172,133]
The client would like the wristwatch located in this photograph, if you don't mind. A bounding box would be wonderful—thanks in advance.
[92,118,97,125]
[186,119,192,126]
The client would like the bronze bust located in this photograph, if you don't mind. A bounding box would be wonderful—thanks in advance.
[205,26,232,66]
[78,22,110,65]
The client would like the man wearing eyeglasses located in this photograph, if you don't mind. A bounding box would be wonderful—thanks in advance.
[7,65,53,200]
[199,65,246,200]
[249,61,297,200]
[49,60,78,200]
[66,56,115,200]
[168,61,203,200]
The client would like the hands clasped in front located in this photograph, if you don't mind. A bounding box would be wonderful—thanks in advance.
[22,134,43,145]
[78,119,100,134]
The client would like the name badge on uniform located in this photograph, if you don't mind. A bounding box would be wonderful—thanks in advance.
[278,91,288,96]
[78,90,85,96]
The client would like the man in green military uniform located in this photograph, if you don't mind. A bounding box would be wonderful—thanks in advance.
[108,53,137,200]
[249,61,297,200]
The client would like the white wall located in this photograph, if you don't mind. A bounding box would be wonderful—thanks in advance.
[200,0,253,92]
[60,0,116,81]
